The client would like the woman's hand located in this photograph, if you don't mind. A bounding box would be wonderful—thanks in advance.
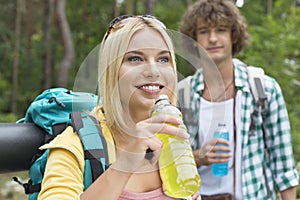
[191,192,201,200]
[193,138,231,167]
[111,114,189,173]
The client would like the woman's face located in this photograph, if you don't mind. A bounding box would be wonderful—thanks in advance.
[118,28,176,123]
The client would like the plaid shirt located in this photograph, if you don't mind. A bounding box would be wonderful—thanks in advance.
[181,60,299,199]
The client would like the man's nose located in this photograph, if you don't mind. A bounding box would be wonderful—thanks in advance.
[208,30,218,42]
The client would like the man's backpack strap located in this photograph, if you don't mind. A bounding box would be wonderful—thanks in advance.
[71,112,109,190]
[247,66,271,198]
[178,76,196,126]
[178,76,192,109]
[247,66,268,137]
[248,66,265,102]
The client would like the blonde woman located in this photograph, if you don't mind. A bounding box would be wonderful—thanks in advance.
[38,15,200,200]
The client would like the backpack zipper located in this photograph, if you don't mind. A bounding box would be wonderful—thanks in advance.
[48,97,65,108]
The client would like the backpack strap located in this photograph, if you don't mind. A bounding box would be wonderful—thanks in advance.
[178,76,192,109]
[247,66,271,198]
[71,112,109,190]
[178,76,195,125]
[248,66,265,102]
[247,66,268,137]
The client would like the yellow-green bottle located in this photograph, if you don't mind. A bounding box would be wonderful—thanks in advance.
[151,95,201,199]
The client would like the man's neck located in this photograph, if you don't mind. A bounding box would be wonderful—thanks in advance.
[202,57,236,101]
[217,59,234,84]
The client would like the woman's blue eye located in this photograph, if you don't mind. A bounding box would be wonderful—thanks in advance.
[158,57,169,63]
[128,56,143,62]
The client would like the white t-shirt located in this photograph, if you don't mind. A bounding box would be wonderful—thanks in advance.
[198,96,242,199]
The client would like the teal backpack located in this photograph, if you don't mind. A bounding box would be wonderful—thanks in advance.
[14,88,109,200]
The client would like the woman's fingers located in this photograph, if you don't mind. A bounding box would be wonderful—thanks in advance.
[145,113,182,125]
[112,114,190,173]
[191,192,201,200]
[141,115,189,139]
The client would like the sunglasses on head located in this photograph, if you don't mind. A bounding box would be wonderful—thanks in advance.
[104,15,166,41]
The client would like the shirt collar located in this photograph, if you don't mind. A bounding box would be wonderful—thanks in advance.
[191,58,251,95]
[233,58,251,94]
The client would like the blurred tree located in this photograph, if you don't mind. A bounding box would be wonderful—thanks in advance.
[56,0,74,87]
[43,0,55,89]
[11,0,23,114]
[25,0,33,68]
[114,0,120,17]
[144,0,155,14]
[125,0,131,14]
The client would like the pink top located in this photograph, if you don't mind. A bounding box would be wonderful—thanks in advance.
[119,188,181,200]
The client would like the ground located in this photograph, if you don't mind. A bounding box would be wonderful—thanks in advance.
[0,171,28,200]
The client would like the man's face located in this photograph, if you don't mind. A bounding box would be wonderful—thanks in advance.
[195,20,233,65]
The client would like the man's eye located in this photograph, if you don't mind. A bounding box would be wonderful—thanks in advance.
[198,29,208,34]
[128,56,143,62]
[217,27,228,32]
[158,57,169,63]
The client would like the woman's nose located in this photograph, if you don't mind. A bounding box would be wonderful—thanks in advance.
[143,63,160,78]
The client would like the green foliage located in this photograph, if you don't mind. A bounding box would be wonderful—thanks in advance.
[66,0,116,85]
[0,113,17,122]
[154,0,187,30]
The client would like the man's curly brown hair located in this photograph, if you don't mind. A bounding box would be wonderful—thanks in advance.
[179,0,249,56]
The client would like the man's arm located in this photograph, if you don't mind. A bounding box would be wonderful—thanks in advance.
[280,186,297,200]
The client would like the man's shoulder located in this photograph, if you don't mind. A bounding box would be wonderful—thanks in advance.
[178,75,192,89]
[233,58,279,96]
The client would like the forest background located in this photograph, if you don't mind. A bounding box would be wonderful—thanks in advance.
[0,0,299,199]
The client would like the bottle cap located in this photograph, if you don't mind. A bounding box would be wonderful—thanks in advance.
[155,94,170,104]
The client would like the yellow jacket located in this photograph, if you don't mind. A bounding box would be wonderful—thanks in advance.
[38,118,116,200]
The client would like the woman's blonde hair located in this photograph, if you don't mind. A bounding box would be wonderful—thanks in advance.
[97,17,177,135]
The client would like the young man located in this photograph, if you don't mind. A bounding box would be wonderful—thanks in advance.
[178,0,299,199]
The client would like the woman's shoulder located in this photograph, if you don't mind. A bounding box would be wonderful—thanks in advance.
[40,126,81,148]
[40,126,85,169]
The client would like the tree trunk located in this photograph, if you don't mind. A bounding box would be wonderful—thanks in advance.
[11,0,23,114]
[114,0,119,17]
[43,0,55,89]
[25,0,33,66]
[23,0,33,89]
[144,0,155,15]
[125,0,131,14]
[56,0,74,87]
[133,0,138,15]
[267,0,272,14]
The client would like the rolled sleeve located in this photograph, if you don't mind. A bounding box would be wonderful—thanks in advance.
[38,127,85,200]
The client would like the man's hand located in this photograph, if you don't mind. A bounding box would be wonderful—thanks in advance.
[193,138,231,167]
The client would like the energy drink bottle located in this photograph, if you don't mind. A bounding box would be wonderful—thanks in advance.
[212,123,229,176]
[151,95,201,199]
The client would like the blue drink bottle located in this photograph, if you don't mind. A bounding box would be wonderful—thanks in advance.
[212,123,229,176]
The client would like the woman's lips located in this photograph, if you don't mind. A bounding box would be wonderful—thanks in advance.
[136,84,164,94]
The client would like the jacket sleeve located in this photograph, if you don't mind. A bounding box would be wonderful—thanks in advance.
[266,77,299,191]
[38,126,85,200]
